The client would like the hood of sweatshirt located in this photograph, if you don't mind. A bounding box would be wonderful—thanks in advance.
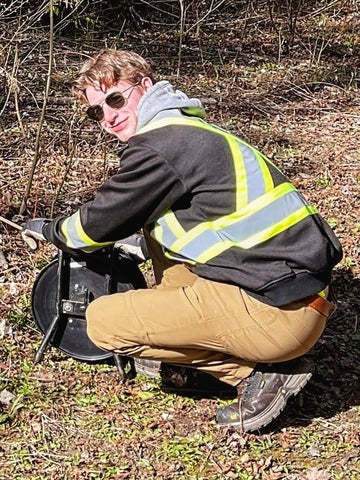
[136,80,205,131]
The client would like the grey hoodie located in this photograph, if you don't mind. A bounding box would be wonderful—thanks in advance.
[136,80,205,131]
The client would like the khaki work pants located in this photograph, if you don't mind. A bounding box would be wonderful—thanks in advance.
[86,234,328,387]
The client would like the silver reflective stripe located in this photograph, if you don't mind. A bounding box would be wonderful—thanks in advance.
[154,187,316,263]
[61,212,112,251]
[239,143,268,202]
[154,217,177,247]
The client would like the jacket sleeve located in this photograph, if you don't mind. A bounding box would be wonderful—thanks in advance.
[43,141,187,253]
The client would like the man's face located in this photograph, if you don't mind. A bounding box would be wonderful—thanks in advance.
[85,77,152,142]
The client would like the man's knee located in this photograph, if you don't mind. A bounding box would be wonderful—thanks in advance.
[86,295,114,349]
[85,291,142,351]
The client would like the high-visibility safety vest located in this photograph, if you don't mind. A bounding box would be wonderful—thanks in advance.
[137,117,317,266]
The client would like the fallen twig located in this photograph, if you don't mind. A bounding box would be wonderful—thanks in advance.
[0,248,8,269]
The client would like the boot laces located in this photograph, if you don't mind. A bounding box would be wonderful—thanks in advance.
[238,371,263,400]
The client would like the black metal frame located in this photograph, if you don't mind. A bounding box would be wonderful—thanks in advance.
[32,247,146,381]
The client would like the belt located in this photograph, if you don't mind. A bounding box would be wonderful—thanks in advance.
[302,293,336,317]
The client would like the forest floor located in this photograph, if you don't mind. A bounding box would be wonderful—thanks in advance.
[0,2,359,479]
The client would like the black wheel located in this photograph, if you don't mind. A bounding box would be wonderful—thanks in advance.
[31,249,147,362]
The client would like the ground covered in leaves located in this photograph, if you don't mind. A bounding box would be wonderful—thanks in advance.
[0,2,359,479]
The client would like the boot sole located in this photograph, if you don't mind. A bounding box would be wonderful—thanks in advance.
[217,370,312,432]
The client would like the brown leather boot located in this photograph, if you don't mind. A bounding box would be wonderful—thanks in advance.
[216,357,312,432]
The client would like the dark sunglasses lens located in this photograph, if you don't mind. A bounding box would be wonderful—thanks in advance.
[86,91,126,121]
[87,105,104,121]
[106,91,125,109]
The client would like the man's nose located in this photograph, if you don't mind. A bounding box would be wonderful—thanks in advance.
[102,103,118,125]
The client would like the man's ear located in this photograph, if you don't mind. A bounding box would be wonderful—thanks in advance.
[140,76,153,92]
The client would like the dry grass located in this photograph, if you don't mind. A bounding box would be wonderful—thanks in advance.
[0,2,359,479]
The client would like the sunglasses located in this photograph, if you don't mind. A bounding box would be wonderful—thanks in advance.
[86,83,139,121]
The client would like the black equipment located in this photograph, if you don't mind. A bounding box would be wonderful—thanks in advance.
[31,246,147,379]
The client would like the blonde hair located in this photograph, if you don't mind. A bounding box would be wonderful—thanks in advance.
[71,49,154,103]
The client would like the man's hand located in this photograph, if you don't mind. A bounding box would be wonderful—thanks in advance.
[22,218,50,241]
[115,233,149,263]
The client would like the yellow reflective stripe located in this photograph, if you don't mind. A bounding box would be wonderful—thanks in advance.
[152,222,164,244]
[196,204,317,263]
[227,136,247,210]
[162,210,186,237]
[163,249,197,266]
[257,152,274,192]
[136,117,206,135]
[167,182,296,253]
[153,211,185,246]
[138,117,242,144]
[61,212,112,249]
